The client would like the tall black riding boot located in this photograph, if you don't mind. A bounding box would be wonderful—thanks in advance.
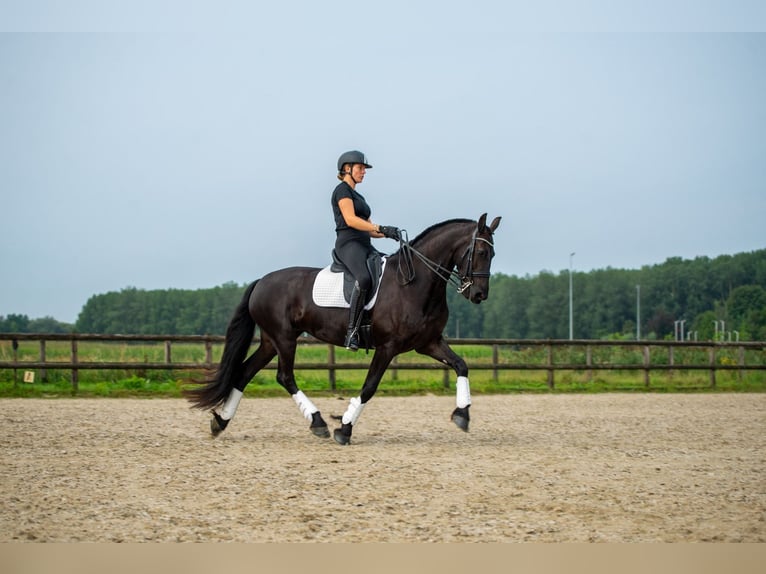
[344,285,368,351]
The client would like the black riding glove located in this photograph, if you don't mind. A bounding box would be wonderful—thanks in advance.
[379,225,401,241]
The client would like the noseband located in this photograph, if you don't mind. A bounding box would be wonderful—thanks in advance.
[457,228,495,292]
[395,226,495,293]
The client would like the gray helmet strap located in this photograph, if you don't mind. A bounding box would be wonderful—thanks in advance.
[349,164,363,185]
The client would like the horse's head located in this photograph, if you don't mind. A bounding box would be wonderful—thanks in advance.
[457,213,502,304]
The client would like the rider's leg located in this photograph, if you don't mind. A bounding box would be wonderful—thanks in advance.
[335,240,373,351]
[344,282,368,350]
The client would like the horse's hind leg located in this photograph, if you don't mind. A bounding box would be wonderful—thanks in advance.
[274,337,330,438]
[293,392,330,438]
[333,349,394,445]
[211,343,276,436]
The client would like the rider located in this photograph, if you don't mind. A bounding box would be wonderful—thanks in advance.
[332,150,400,351]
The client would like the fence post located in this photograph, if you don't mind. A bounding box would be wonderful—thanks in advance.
[391,355,398,381]
[586,344,593,382]
[709,346,716,388]
[205,339,213,366]
[71,338,79,393]
[39,339,47,382]
[164,340,172,364]
[737,345,745,381]
[668,345,674,379]
[12,338,18,386]
[642,345,650,387]
[546,343,554,389]
[492,344,499,382]
[328,344,336,391]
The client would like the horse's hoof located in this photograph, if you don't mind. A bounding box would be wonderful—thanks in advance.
[310,412,330,438]
[210,412,229,437]
[452,415,469,432]
[451,407,470,432]
[333,424,352,446]
[333,429,350,445]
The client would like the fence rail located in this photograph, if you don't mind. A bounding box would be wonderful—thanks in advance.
[1,333,764,391]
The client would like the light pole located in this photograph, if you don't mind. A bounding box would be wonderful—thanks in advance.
[569,252,575,340]
[636,285,641,340]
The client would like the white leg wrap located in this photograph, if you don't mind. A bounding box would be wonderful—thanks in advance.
[220,388,243,420]
[341,396,365,426]
[292,390,319,422]
[456,376,471,409]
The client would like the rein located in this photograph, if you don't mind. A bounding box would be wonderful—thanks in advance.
[393,227,494,293]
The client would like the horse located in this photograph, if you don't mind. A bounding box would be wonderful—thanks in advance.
[185,213,501,445]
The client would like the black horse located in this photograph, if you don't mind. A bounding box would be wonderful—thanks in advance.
[185,213,501,445]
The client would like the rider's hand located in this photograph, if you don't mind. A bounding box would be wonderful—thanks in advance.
[378,226,401,241]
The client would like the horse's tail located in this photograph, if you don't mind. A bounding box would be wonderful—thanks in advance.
[184,280,258,410]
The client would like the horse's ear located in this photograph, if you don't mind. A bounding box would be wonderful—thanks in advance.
[489,216,501,232]
[477,213,487,229]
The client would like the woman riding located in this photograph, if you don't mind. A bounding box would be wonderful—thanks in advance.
[331,150,400,350]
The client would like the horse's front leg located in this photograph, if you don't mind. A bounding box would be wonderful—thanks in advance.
[333,349,394,445]
[417,337,471,432]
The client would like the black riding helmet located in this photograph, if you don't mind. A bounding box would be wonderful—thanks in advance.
[337,150,373,174]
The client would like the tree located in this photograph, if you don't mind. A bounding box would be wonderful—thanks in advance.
[36,248,766,337]
[29,317,73,333]
[646,308,675,340]
[0,314,30,333]
[727,285,766,340]
[691,310,718,341]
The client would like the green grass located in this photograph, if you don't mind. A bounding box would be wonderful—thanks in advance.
[1,368,763,399]
[1,340,764,398]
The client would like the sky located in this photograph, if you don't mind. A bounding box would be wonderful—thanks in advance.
[1,2,765,323]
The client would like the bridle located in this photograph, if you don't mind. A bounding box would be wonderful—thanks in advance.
[395,225,495,293]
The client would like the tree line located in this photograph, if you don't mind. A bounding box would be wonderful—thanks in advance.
[2,249,765,340]
[447,249,766,340]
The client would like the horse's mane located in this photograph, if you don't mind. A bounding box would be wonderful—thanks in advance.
[408,218,473,247]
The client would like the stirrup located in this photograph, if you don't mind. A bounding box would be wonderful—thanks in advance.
[344,328,360,351]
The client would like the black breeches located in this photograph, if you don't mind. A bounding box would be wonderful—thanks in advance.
[334,239,374,292]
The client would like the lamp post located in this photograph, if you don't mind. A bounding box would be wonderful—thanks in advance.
[569,252,575,340]
[636,285,640,340]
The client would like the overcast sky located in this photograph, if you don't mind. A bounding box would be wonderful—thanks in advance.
[1,2,765,323]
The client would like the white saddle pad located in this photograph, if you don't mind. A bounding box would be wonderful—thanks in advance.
[312,257,387,309]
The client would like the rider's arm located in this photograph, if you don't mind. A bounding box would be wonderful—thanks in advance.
[338,198,383,237]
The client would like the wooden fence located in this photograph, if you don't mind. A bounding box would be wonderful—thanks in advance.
[1,333,764,391]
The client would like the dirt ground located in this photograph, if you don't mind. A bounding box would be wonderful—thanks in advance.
[0,394,764,542]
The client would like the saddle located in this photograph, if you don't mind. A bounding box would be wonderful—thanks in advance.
[312,251,386,351]
[312,250,386,310]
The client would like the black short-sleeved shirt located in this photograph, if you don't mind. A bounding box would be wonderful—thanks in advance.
[331,181,372,244]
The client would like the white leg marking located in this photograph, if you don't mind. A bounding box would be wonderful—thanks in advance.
[292,390,319,421]
[220,388,243,420]
[456,376,471,409]
[341,396,365,425]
